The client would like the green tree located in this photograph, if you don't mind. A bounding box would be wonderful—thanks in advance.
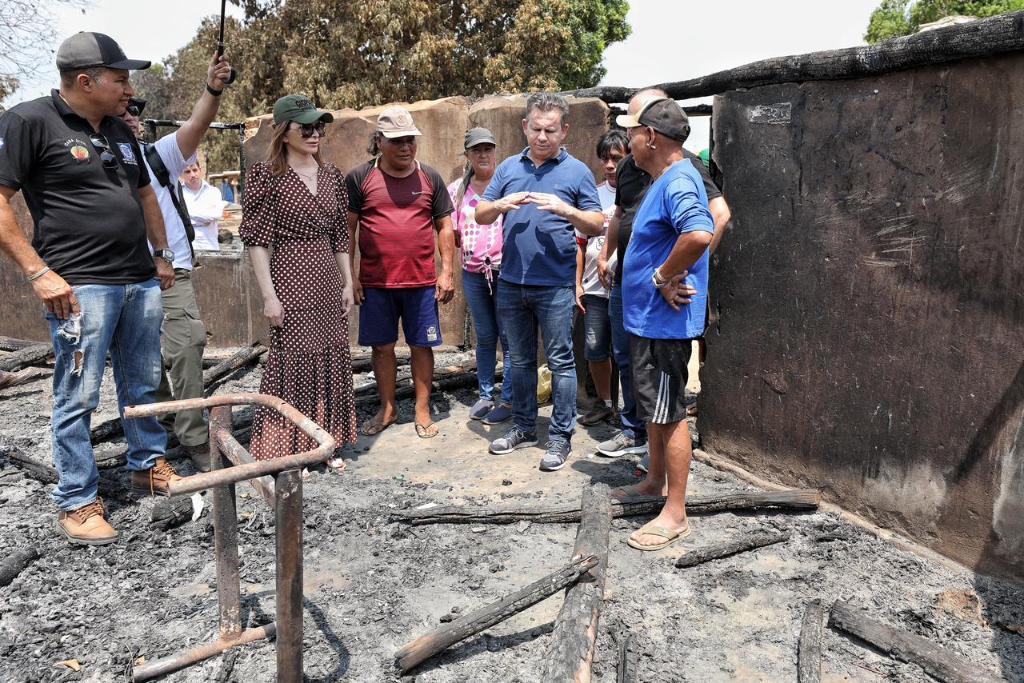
[135,0,631,173]
[865,0,1024,43]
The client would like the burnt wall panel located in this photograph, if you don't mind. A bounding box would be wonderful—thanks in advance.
[705,52,1024,580]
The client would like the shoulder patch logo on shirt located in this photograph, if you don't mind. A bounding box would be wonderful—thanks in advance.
[117,143,138,165]
[63,138,90,162]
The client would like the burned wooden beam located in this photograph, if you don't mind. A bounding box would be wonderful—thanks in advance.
[564,12,1024,103]
[828,601,1001,683]
[0,344,52,373]
[6,448,133,502]
[0,367,51,391]
[391,489,820,526]
[797,600,823,683]
[675,528,791,568]
[0,336,40,352]
[616,631,635,683]
[393,554,598,673]
[0,547,39,587]
[202,343,267,388]
[541,483,613,683]
[91,345,266,445]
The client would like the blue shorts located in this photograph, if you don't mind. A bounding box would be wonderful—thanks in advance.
[358,286,442,348]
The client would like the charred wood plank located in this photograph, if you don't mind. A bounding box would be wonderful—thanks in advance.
[393,554,598,673]
[0,367,51,391]
[391,489,820,526]
[675,528,791,568]
[0,336,40,352]
[616,631,635,683]
[6,449,132,502]
[798,600,823,683]
[541,483,613,683]
[0,344,52,372]
[202,342,267,387]
[91,346,266,444]
[564,12,1024,103]
[0,547,39,587]
[828,601,1001,683]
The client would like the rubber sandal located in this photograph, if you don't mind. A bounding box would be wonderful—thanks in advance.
[415,422,439,439]
[626,521,692,551]
[361,415,396,436]
[326,456,347,471]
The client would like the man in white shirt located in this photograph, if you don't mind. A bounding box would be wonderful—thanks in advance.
[120,52,232,472]
[181,162,225,252]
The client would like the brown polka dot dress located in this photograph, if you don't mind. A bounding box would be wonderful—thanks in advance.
[239,161,358,460]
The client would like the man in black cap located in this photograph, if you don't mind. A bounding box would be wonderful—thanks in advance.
[119,52,233,473]
[613,96,715,552]
[0,32,181,546]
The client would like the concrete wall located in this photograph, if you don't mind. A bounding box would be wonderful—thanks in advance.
[0,96,610,347]
[705,52,1024,580]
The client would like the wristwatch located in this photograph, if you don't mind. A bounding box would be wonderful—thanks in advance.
[154,249,175,264]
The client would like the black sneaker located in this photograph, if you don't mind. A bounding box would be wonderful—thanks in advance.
[539,439,572,471]
[489,426,538,455]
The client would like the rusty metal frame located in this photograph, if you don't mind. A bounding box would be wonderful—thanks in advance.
[124,394,335,682]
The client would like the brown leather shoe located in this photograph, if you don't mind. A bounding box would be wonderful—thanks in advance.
[131,457,183,497]
[56,499,118,546]
[184,442,212,473]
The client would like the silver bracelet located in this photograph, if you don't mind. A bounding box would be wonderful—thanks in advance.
[652,267,670,289]
[27,266,51,282]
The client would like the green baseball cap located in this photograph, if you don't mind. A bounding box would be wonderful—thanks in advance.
[272,94,334,126]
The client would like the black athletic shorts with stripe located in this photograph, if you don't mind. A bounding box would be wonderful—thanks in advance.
[629,335,692,425]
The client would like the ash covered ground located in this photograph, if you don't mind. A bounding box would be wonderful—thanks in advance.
[0,352,1022,682]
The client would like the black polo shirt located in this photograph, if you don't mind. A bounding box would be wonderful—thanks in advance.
[0,90,154,285]
[613,150,722,284]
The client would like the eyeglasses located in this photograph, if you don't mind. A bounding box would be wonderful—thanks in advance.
[298,122,327,138]
[89,134,119,170]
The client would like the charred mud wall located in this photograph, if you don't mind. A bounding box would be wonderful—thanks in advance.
[0,96,609,347]
[704,51,1024,581]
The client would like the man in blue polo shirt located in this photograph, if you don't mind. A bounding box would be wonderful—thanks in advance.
[616,97,714,551]
[476,93,604,471]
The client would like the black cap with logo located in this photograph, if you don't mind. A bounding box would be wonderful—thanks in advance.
[56,32,151,72]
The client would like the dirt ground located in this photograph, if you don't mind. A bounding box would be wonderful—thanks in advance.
[0,353,1022,682]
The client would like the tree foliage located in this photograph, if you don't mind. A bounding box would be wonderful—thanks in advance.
[0,0,89,101]
[133,0,630,172]
[865,0,1024,43]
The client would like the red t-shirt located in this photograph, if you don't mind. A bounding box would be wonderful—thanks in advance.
[346,160,454,288]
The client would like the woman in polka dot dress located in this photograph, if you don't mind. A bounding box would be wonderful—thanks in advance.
[240,94,358,465]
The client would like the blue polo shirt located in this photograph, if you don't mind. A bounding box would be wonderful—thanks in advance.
[482,147,602,286]
[623,159,714,340]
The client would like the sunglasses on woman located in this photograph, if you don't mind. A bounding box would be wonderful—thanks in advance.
[297,122,327,138]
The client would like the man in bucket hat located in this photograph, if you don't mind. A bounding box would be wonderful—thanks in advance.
[347,106,456,439]
[0,32,182,545]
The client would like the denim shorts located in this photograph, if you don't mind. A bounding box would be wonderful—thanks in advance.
[358,286,442,347]
[581,294,612,362]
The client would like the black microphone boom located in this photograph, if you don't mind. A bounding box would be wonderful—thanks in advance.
[217,0,238,85]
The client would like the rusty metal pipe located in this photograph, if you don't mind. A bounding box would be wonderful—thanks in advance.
[132,623,277,681]
[216,429,276,509]
[275,469,304,682]
[210,406,242,638]
[123,394,335,496]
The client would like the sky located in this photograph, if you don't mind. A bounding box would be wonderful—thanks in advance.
[8,0,883,150]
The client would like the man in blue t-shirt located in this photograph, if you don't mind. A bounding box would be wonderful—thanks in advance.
[476,93,604,471]
[617,97,714,551]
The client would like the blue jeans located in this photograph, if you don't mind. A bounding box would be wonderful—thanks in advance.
[609,284,644,439]
[496,282,576,442]
[47,281,167,510]
[463,270,513,404]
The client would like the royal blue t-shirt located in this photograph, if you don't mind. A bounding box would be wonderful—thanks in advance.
[482,147,602,287]
[623,159,714,340]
